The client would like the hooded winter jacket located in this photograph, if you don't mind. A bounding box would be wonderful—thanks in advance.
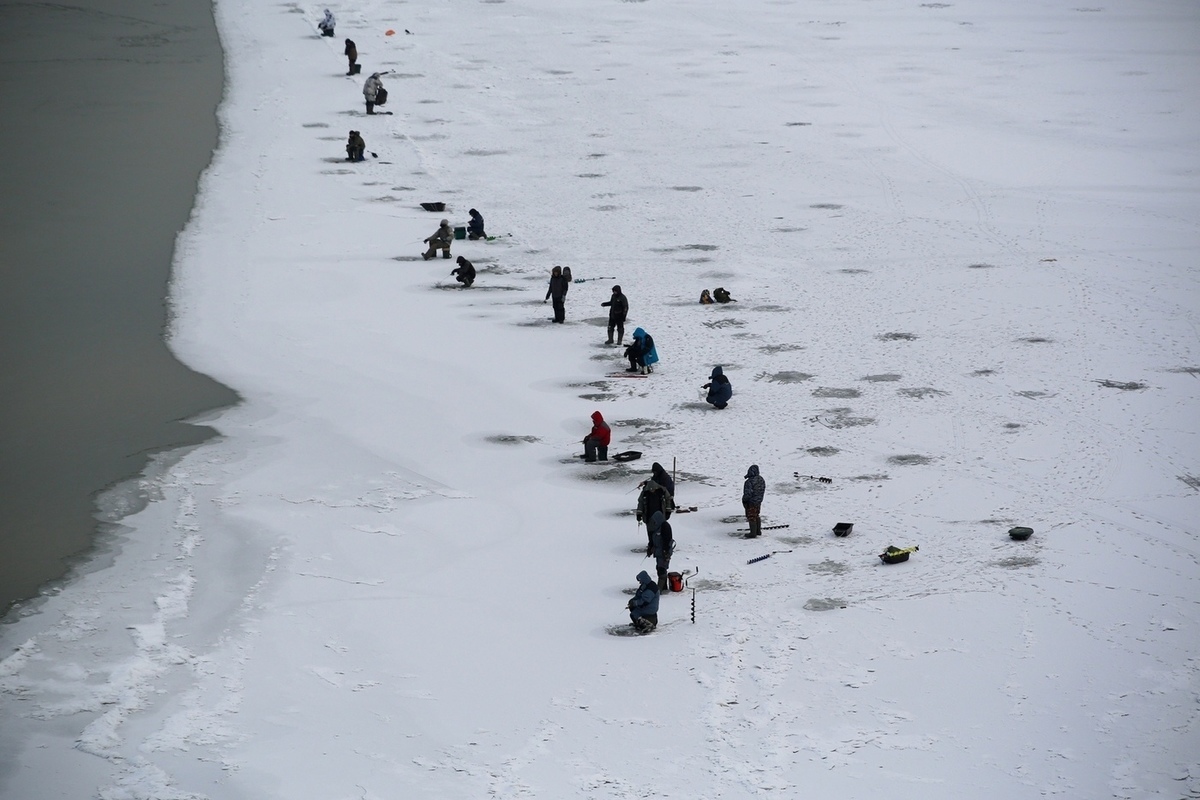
[742,465,765,506]
[468,209,486,236]
[650,462,675,498]
[587,411,611,446]
[637,478,674,522]
[629,571,660,617]
[705,366,732,407]
[426,221,453,246]
[601,287,628,323]
[318,9,335,32]
[363,74,383,101]
[629,328,659,365]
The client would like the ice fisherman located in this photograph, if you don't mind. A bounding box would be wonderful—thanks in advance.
[545,266,569,323]
[583,410,611,462]
[742,465,766,538]
[363,72,385,114]
[601,285,628,346]
[423,219,453,260]
[703,365,732,409]
[699,289,714,305]
[627,570,660,633]
[650,461,675,499]
[451,256,476,287]
[625,327,658,374]
[647,511,675,591]
[467,209,487,240]
[344,39,359,75]
[713,287,735,303]
[636,469,675,553]
[344,130,365,162]
[317,9,335,36]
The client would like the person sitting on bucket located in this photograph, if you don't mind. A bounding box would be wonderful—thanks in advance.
[467,208,487,240]
[423,219,453,260]
[699,289,714,305]
[451,256,475,287]
[627,570,660,633]
[713,287,735,303]
[582,410,610,462]
[345,130,365,162]
[625,327,658,374]
[317,8,335,36]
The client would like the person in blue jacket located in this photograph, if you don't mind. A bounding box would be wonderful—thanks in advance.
[627,570,660,633]
[467,208,487,240]
[625,327,659,374]
[703,365,732,409]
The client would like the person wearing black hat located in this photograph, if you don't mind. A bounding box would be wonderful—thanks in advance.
[451,256,475,287]
[344,39,359,75]
[601,285,628,345]
[345,130,365,162]
[742,465,765,538]
[544,266,569,323]
[467,209,487,240]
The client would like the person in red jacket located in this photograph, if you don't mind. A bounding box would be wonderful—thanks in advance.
[583,410,611,462]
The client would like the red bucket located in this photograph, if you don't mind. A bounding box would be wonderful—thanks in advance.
[667,572,683,592]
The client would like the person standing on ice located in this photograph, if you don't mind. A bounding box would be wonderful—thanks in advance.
[582,410,611,462]
[647,511,674,591]
[601,285,628,346]
[627,570,660,633]
[624,327,657,373]
[702,365,732,409]
[344,39,359,75]
[423,219,453,260]
[636,471,675,553]
[467,209,487,240]
[545,266,569,323]
[742,464,766,538]
[363,72,384,114]
[451,256,475,287]
[317,9,335,36]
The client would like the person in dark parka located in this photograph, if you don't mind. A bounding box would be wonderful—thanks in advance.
[345,130,366,162]
[467,209,487,240]
[742,464,766,538]
[650,461,675,500]
[627,570,660,633]
[423,219,453,260]
[583,410,611,462]
[545,266,568,323]
[636,474,675,553]
[344,39,359,75]
[451,256,475,287]
[601,285,628,345]
[647,511,674,591]
[703,365,732,409]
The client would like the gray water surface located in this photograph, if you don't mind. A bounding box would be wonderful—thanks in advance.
[0,0,237,615]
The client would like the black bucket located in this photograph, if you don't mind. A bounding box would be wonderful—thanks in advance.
[833,522,853,537]
[1009,526,1033,541]
[420,202,446,212]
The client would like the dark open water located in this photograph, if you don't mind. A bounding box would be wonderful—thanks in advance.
[0,0,237,616]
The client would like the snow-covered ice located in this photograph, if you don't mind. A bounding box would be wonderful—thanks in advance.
[2,0,1198,797]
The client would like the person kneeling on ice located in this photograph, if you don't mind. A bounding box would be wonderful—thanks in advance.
[627,570,660,633]
[363,72,385,115]
[703,365,732,409]
[423,219,453,260]
[467,208,487,240]
[345,130,366,162]
[648,511,674,591]
[742,464,765,538]
[317,8,335,36]
[625,327,658,374]
[582,410,610,462]
[451,256,475,287]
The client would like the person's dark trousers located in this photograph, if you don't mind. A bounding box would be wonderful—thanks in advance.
[607,320,624,344]
[552,298,565,323]
[584,438,608,462]
[365,101,375,114]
